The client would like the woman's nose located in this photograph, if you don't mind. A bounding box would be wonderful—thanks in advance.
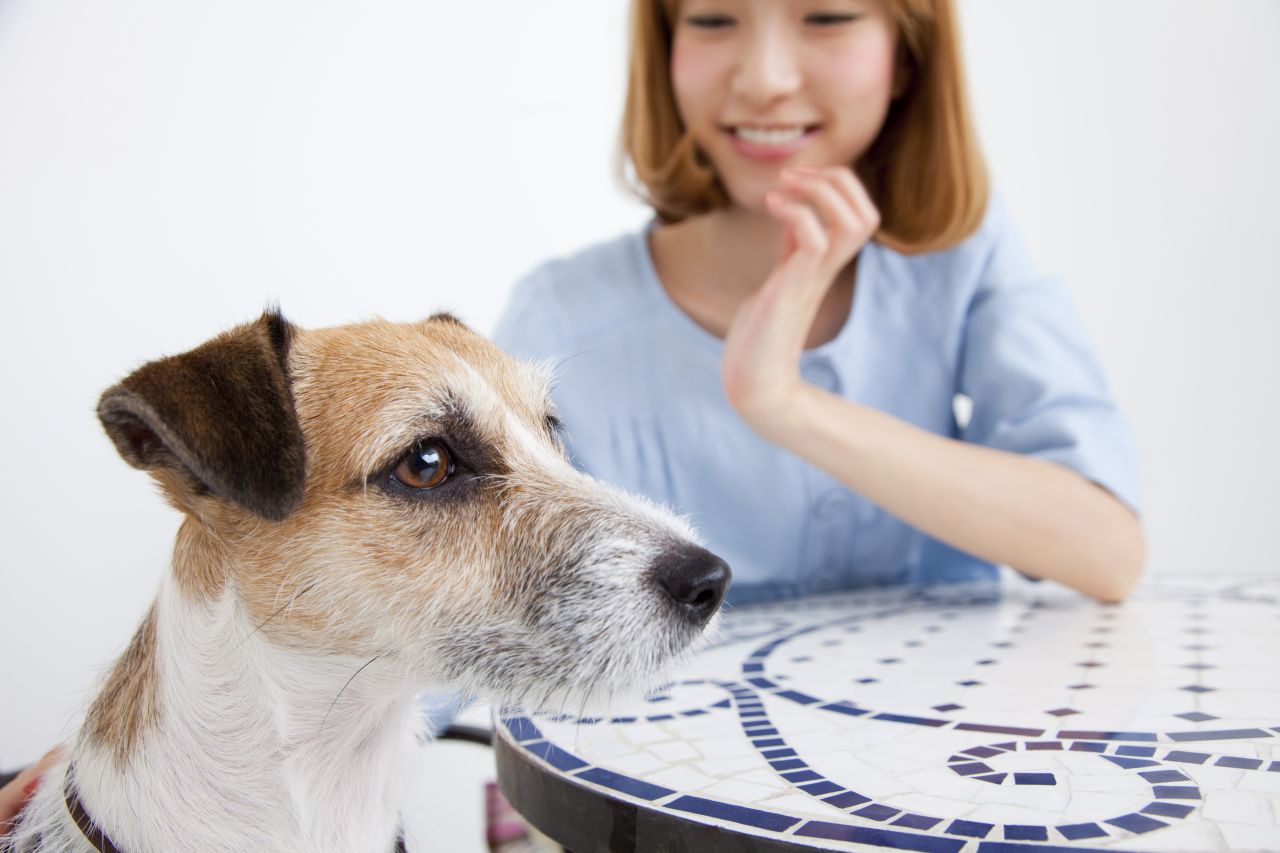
[731,29,802,104]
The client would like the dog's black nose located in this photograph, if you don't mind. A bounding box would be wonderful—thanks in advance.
[652,545,731,625]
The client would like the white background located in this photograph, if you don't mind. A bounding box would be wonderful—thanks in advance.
[1,0,1276,829]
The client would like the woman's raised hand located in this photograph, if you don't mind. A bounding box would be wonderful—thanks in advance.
[721,165,880,441]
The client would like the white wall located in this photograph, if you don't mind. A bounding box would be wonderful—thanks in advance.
[2,0,1276,770]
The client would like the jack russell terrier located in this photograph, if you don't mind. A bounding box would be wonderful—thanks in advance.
[5,311,729,853]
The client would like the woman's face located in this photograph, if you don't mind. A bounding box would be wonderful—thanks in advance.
[671,0,900,211]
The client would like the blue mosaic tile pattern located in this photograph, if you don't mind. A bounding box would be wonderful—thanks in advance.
[498,576,1280,850]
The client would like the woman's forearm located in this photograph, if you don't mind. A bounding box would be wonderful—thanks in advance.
[755,386,1146,601]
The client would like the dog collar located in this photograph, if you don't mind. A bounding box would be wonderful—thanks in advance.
[63,767,124,853]
[64,763,409,853]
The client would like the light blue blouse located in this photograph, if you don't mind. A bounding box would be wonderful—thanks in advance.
[493,197,1141,604]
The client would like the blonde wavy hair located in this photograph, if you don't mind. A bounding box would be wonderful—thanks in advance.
[620,0,989,254]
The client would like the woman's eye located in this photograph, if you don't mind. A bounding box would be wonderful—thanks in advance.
[686,14,736,29]
[806,13,860,26]
[392,440,453,490]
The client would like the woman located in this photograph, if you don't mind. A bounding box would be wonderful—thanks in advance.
[495,0,1144,603]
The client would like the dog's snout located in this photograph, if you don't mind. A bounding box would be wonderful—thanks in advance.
[652,545,731,624]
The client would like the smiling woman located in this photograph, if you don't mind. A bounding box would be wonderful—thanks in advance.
[673,0,903,207]
[625,0,985,251]
[495,0,1146,604]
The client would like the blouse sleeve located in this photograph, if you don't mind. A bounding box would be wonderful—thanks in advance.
[957,205,1142,515]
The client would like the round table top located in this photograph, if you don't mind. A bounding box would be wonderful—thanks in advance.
[494,575,1280,852]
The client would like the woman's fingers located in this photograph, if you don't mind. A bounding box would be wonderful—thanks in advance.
[775,166,880,270]
[784,172,858,240]
[765,190,829,262]
[0,744,65,834]
[799,165,881,232]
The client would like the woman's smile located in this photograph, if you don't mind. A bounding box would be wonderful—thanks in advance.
[723,123,820,161]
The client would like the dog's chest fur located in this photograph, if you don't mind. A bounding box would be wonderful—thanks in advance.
[9,571,419,853]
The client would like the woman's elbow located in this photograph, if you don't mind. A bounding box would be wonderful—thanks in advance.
[1090,517,1147,603]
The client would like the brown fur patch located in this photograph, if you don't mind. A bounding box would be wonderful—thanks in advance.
[171,518,229,601]
[84,605,161,767]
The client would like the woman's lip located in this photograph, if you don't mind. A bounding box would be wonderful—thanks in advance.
[721,126,818,162]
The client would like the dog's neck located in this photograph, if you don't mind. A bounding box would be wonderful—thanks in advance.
[67,529,423,853]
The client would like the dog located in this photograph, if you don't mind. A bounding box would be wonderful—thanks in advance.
[5,311,729,853]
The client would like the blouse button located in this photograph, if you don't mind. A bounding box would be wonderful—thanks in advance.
[815,490,851,519]
[800,359,841,394]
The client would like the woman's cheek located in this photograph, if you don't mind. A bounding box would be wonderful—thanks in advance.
[671,39,717,119]
[824,41,895,100]
[818,53,897,147]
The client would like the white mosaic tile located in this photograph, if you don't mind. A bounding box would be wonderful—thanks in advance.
[1115,821,1226,852]
[897,768,988,799]
[972,782,1072,811]
[737,768,792,788]
[1219,822,1280,851]
[1069,773,1150,795]
[702,778,787,805]
[690,735,757,760]
[762,793,855,819]
[619,725,673,746]
[1201,790,1273,825]
[880,791,978,820]
[1183,764,1253,790]
[1239,772,1280,796]
[1060,790,1150,820]
[600,750,668,776]
[647,740,700,762]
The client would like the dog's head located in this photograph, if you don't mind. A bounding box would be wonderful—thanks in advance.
[98,311,729,710]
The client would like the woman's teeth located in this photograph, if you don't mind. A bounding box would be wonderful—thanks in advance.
[733,126,807,145]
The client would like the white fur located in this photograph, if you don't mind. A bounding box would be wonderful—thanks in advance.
[8,576,419,853]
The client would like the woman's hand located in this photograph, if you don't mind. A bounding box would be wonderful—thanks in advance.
[0,745,64,838]
[721,165,880,440]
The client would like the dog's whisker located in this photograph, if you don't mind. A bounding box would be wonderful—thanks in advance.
[550,349,596,376]
[318,654,383,736]
[282,579,317,622]
[236,581,317,649]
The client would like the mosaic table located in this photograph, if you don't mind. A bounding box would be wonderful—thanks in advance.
[494,575,1280,852]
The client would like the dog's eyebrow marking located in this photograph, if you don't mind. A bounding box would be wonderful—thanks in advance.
[357,393,506,488]
[348,353,563,493]
[446,354,563,470]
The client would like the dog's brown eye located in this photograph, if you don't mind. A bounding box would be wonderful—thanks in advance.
[393,440,453,490]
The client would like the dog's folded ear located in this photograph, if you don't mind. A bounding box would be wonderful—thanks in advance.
[97,311,307,521]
